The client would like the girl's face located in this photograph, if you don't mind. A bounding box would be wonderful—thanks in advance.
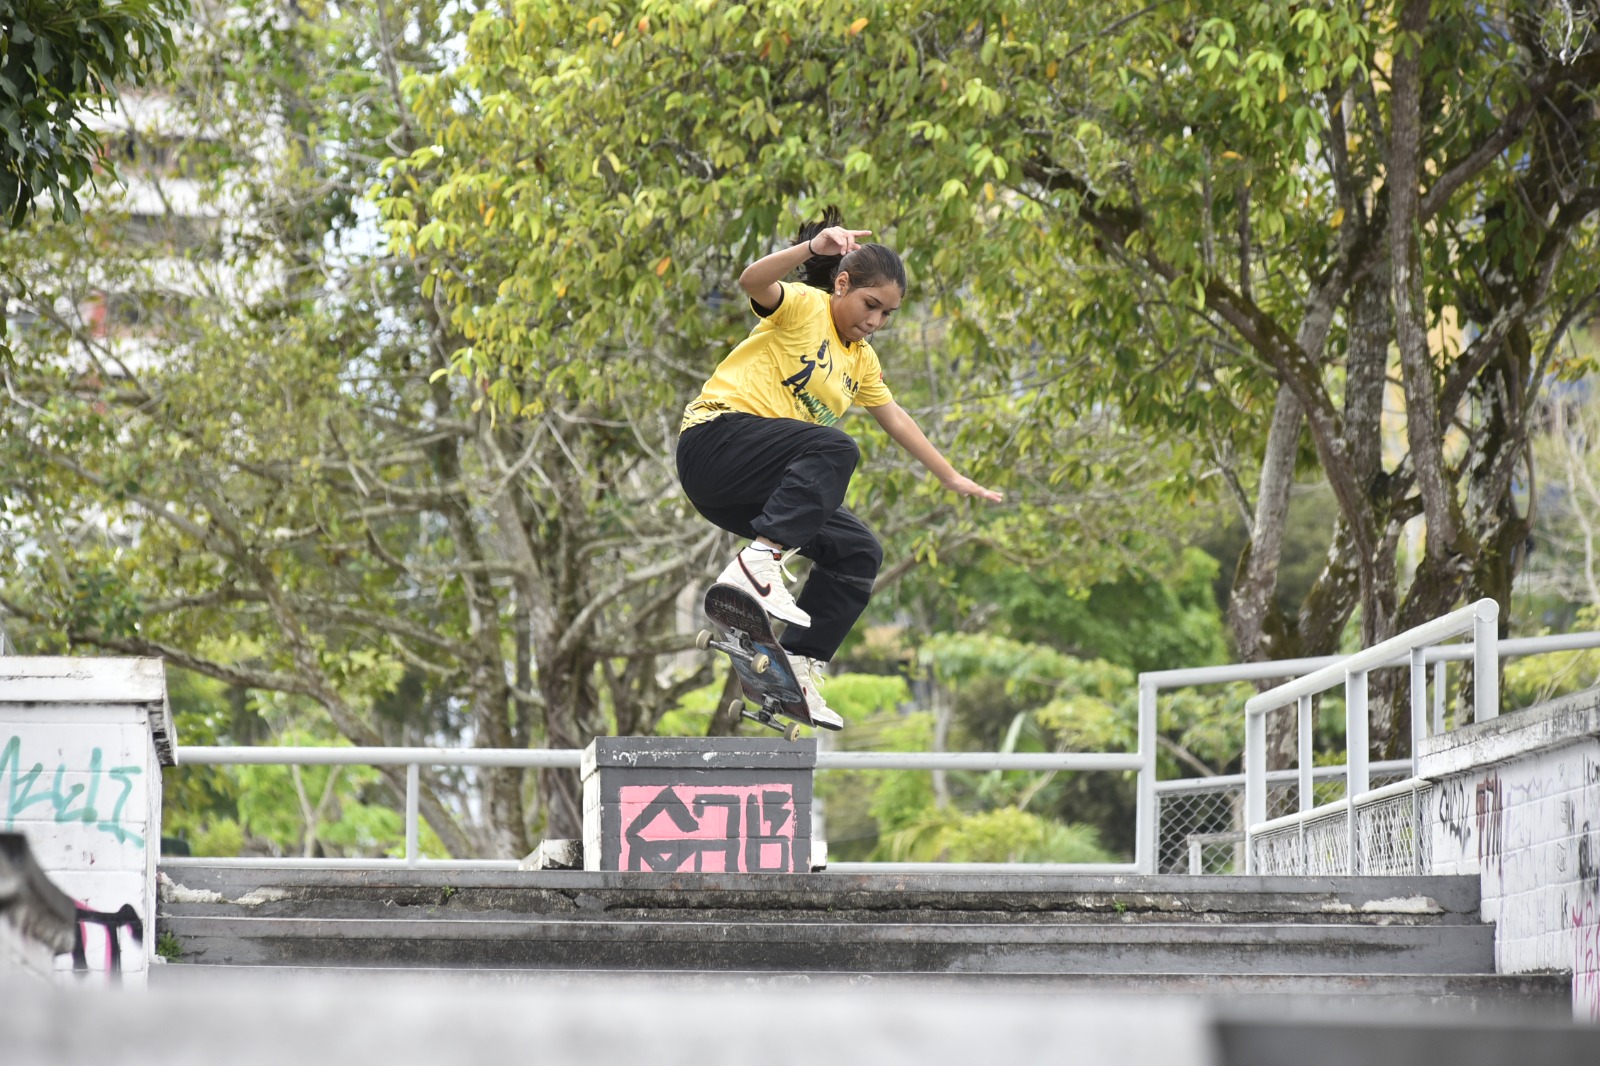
[830,272,903,345]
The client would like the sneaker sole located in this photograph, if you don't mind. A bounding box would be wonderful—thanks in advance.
[716,572,810,628]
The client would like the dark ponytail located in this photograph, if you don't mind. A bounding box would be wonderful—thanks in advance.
[794,206,907,296]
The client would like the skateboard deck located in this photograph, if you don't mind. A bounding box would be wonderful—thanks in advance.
[699,582,825,740]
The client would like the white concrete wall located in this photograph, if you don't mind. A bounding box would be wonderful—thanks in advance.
[1420,690,1600,1020]
[0,659,172,986]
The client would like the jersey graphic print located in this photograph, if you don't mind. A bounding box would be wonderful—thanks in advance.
[780,339,839,426]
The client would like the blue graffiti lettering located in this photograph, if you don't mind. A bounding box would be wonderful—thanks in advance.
[0,736,144,848]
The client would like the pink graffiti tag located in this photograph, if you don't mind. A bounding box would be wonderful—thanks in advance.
[1476,773,1504,866]
[618,784,796,872]
[1574,899,1600,1021]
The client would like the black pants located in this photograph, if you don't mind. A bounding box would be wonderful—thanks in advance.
[677,413,882,662]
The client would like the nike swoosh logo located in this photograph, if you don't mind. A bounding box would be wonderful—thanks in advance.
[737,555,773,597]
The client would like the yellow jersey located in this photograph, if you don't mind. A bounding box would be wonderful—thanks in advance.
[680,282,894,432]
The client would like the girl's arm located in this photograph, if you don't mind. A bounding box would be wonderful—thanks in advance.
[867,401,1004,502]
[739,225,872,308]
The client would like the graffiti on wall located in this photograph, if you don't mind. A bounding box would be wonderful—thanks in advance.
[1584,758,1600,895]
[1572,898,1600,1022]
[1476,772,1505,867]
[72,902,143,981]
[1437,778,1472,849]
[0,735,144,847]
[618,784,797,872]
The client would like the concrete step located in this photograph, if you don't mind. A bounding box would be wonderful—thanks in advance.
[156,866,1515,987]
[148,962,1573,1013]
[158,866,1487,923]
[160,912,1496,974]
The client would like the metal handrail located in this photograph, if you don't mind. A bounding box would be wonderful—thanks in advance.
[176,747,1139,772]
[169,745,1151,871]
[1151,759,1412,795]
[1133,659,1421,873]
[1233,601,1600,875]
[1242,598,1498,872]
[1244,600,1501,721]
[164,617,1600,876]
[178,746,583,768]
[1143,614,1600,873]
[1130,652,1481,871]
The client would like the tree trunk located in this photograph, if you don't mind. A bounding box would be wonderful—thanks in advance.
[1388,0,1461,561]
[536,646,606,840]
[1228,384,1302,666]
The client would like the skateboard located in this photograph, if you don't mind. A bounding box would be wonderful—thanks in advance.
[697,582,830,742]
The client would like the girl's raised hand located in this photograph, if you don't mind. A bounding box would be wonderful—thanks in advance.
[942,474,1005,504]
[810,226,872,257]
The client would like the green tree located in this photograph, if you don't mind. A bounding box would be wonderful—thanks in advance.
[385,0,1220,739]
[400,0,1600,762]
[0,0,184,224]
[912,0,1600,759]
[3,2,1148,854]
[0,1,744,851]
[1,0,186,371]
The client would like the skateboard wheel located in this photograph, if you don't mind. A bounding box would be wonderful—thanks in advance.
[752,653,770,674]
[784,723,802,742]
[695,630,711,650]
[727,699,745,717]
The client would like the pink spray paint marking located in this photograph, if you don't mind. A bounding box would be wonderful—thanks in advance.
[618,783,796,873]
[1574,898,1600,1021]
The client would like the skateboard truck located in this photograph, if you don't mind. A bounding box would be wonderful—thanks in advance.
[696,628,805,742]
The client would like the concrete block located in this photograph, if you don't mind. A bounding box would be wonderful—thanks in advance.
[580,737,816,874]
[0,658,172,985]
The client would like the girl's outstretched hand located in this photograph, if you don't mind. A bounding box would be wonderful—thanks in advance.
[810,226,872,257]
[942,474,1005,503]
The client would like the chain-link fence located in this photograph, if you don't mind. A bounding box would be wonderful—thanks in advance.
[1155,765,1412,874]
[1155,779,1261,875]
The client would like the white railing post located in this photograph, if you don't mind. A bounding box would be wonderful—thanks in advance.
[1410,645,1427,771]
[1345,669,1370,799]
[1345,669,1369,875]
[1413,781,1426,875]
[405,762,420,866]
[1474,598,1500,723]
[1433,659,1447,734]
[1297,694,1313,815]
[1244,709,1266,874]
[1136,679,1157,874]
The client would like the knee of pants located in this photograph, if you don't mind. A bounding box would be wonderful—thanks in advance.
[813,425,861,472]
[863,535,883,575]
[823,532,882,581]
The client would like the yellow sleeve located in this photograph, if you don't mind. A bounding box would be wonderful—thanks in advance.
[756,281,824,332]
[854,342,895,408]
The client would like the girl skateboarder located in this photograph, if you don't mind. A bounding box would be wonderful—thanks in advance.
[677,209,1003,727]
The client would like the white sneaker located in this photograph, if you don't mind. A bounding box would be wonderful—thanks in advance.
[718,545,811,627]
[790,655,843,730]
